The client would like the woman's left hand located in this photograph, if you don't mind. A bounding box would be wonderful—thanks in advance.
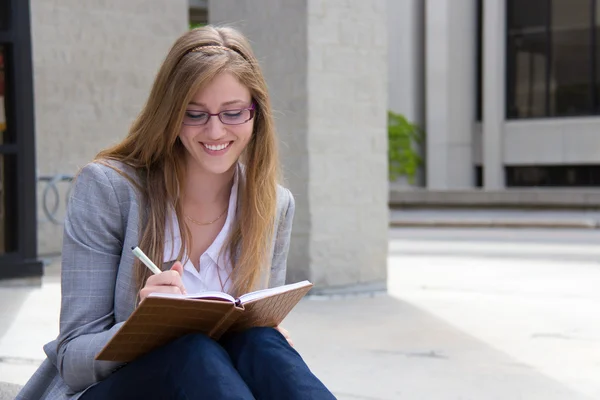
[275,325,294,347]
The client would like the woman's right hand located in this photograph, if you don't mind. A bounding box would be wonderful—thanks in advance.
[139,261,187,303]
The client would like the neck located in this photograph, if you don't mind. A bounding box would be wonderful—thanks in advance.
[182,161,236,206]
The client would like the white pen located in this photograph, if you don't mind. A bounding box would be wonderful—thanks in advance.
[131,246,162,275]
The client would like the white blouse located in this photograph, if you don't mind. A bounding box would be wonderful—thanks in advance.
[163,167,239,294]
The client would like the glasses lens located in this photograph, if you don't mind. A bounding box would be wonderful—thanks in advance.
[183,111,209,126]
[220,109,251,125]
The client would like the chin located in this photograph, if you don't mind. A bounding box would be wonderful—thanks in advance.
[199,160,237,176]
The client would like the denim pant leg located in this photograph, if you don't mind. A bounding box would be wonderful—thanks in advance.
[220,327,337,400]
[81,333,255,400]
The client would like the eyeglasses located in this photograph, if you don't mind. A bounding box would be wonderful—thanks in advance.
[182,103,256,126]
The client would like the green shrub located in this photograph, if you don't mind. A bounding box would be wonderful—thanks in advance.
[388,111,424,183]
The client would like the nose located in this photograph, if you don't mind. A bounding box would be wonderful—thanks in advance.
[204,116,227,140]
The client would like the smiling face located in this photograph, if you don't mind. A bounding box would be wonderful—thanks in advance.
[179,72,254,176]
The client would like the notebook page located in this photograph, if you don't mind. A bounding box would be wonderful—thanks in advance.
[148,291,236,303]
[238,280,312,304]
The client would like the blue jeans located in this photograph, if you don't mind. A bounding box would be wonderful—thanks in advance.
[80,327,336,399]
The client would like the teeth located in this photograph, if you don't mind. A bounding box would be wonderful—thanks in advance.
[203,142,230,151]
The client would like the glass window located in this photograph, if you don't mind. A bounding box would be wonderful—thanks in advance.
[506,0,598,118]
[0,154,17,254]
[0,46,15,255]
[550,0,594,116]
[506,165,600,186]
[507,0,551,118]
[0,2,7,30]
[0,45,5,143]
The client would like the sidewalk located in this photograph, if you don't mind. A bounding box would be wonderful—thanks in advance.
[1,245,598,399]
[390,208,600,229]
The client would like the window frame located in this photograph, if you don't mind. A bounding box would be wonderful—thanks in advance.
[0,0,43,280]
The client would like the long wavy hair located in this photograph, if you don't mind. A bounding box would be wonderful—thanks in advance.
[95,26,280,297]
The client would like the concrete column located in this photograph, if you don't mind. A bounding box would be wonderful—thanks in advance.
[482,0,506,189]
[210,0,389,294]
[425,0,477,189]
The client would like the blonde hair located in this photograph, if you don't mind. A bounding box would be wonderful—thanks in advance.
[95,25,280,296]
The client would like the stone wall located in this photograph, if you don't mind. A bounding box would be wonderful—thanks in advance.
[30,0,189,255]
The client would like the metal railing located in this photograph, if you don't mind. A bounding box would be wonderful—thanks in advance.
[37,174,74,225]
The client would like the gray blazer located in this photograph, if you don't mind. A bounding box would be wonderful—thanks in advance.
[17,161,295,400]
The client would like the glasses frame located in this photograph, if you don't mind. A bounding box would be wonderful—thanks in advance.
[182,102,256,126]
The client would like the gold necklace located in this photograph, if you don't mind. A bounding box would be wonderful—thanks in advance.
[185,208,228,226]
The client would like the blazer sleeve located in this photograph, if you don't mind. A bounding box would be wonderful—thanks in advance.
[56,163,128,392]
[269,188,295,288]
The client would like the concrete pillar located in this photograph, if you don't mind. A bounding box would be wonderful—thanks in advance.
[425,0,477,189]
[482,0,506,189]
[210,0,389,294]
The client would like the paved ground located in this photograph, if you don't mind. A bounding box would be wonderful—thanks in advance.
[1,227,599,399]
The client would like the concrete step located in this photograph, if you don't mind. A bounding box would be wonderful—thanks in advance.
[390,208,600,229]
[389,187,600,209]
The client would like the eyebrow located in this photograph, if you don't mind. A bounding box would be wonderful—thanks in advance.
[188,100,247,108]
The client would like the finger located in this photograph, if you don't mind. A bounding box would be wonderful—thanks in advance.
[170,261,184,276]
[170,262,187,294]
[276,325,290,338]
[171,261,187,294]
[147,270,186,294]
[140,285,183,301]
[275,326,293,346]
[140,285,183,297]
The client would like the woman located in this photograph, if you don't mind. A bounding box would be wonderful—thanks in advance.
[17,25,335,400]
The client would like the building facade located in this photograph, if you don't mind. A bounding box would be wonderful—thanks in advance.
[390,0,600,189]
[0,0,189,280]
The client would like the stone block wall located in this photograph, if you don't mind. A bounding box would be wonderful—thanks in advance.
[30,0,189,255]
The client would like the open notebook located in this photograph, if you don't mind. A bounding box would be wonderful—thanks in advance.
[95,280,313,362]
[149,280,311,305]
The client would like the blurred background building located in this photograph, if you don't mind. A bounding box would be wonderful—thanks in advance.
[2,0,600,281]
[391,0,600,190]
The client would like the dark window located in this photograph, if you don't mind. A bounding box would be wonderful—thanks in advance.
[475,166,483,187]
[0,1,8,30]
[0,45,10,255]
[0,45,15,254]
[0,45,5,142]
[0,45,10,145]
[0,0,43,279]
[0,154,17,253]
[506,165,600,186]
[507,0,599,118]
